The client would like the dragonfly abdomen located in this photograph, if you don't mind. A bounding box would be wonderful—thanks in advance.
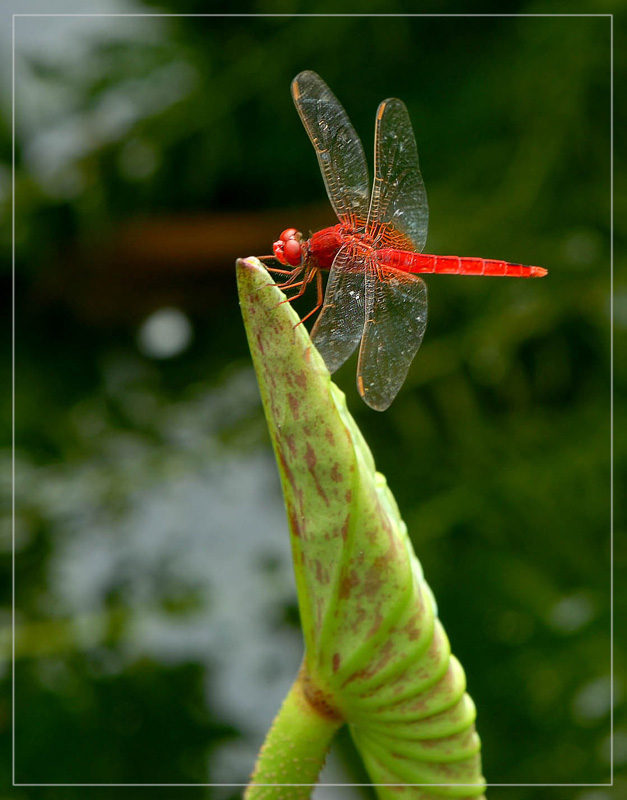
[378,250,547,278]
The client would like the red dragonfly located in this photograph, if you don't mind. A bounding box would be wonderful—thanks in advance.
[267,71,547,411]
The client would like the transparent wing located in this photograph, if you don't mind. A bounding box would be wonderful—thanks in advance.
[292,71,370,225]
[367,98,429,252]
[357,266,428,411]
[310,246,369,374]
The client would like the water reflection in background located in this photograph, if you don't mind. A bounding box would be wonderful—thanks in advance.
[16,358,311,784]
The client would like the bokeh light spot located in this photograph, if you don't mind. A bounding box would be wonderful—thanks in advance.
[138,308,193,359]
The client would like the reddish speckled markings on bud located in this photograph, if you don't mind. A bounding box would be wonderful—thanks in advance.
[298,663,344,723]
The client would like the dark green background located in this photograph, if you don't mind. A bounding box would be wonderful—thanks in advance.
[4,4,622,800]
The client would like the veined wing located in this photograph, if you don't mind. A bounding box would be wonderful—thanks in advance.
[357,266,428,411]
[292,71,370,226]
[310,245,369,374]
[367,98,429,252]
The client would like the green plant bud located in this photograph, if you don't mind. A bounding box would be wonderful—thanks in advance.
[239,258,485,799]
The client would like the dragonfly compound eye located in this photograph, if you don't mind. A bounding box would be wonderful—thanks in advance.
[283,237,304,266]
[280,228,298,242]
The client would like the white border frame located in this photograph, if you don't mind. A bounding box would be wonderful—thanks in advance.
[11,11,614,790]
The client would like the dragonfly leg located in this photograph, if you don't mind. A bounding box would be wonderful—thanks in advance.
[293,269,323,328]
[285,266,318,302]
[266,265,296,276]
[267,264,304,282]
[276,263,315,293]
[255,263,293,293]
[255,265,302,296]
[276,279,307,306]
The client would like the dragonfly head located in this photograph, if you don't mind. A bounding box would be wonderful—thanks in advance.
[273,228,307,267]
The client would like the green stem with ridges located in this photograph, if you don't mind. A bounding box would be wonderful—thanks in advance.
[245,669,343,799]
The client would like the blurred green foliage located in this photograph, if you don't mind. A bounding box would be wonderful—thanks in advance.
[3,3,622,799]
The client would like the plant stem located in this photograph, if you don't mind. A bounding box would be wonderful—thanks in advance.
[245,667,344,799]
